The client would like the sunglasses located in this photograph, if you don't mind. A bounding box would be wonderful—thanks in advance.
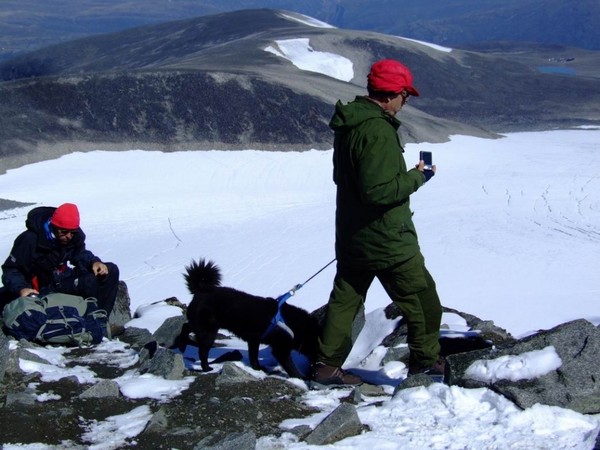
[56,228,78,236]
[399,90,410,102]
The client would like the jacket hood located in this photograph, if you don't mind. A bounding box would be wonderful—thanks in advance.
[25,207,55,233]
[25,206,85,248]
[329,96,401,132]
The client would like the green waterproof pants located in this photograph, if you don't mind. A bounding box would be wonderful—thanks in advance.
[317,252,442,369]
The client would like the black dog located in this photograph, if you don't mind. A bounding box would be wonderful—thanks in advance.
[177,259,319,379]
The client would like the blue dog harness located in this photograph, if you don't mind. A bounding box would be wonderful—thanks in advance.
[260,284,302,341]
[260,258,336,341]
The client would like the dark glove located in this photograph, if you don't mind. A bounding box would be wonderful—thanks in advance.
[422,169,435,183]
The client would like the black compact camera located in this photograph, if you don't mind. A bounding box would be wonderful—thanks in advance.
[420,151,433,170]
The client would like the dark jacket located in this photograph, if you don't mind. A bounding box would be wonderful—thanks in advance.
[1,206,100,296]
[330,96,425,271]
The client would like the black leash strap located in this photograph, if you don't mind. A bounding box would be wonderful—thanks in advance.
[299,257,336,289]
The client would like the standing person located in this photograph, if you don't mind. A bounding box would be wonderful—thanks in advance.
[312,59,443,386]
[1,203,120,323]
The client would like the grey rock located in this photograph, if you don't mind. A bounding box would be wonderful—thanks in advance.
[5,346,41,381]
[348,386,363,404]
[144,406,169,433]
[16,339,38,350]
[0,198,34,212]
[447,319,600,414]
[153,314,185,348]
[289,425,313,440]
[215,362,259,385]
[108,281,133,327]
[305,402,363,445]
[357,383,387,397]
[163,296,187,312]
[193,431,257,450]
[18,348,52,365]
[443,306,515,345]
[139,347,185,380]
[351,305,366,343]
[0,329,9,382]
[118,326,155,349]
[394,373,437,394]
[21,372,42,384]
[382,345,410,366]
[60,375,81,384]
[384,305,512,350]
[4,344,49,377]
[79,379,120,399]
[5,389,37,406]
[471,319,514,343]
[381,305,505,370]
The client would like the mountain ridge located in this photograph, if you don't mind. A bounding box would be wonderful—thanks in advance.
[1,9,599,173]
[1,0,599,61]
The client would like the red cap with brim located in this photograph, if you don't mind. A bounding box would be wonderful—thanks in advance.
[367,59,420,96]
[50,203,80,229]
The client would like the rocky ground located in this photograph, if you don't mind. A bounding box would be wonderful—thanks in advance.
[1,289,599,449]
[0,351,320,449]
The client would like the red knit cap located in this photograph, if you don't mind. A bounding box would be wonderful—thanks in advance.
[50,203,80,229]
[367,59,420,96]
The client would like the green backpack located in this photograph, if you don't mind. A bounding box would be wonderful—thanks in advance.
[2,293,107,346]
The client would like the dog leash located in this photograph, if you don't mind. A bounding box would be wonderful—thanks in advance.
[298,257,337,291]
[261,258,336,340]
[280,257,337,301]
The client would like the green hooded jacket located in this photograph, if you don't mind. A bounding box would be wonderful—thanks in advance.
[330,96,425,271]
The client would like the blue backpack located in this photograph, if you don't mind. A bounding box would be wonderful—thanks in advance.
[2,293,107,346]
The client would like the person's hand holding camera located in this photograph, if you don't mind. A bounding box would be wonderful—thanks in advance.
[416,160,436,183]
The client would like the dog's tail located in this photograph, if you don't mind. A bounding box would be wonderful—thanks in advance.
[184,258,222,294]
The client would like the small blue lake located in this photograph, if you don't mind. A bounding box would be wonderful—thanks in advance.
[537,66,577,76]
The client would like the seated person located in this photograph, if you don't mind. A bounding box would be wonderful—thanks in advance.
[0,203,119,318]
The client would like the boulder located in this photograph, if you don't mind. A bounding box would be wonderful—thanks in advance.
[109,281,133,327]
[79,379,120,399]
[153,314,186,348]
[215,362,260,385]
[447,319,600,414]
[193,431,257,450]
[139,346,185,380]
[305,403,363,445]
